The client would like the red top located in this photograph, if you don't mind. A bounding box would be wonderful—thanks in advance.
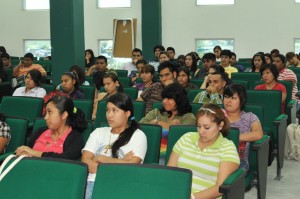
[33,127,72,153]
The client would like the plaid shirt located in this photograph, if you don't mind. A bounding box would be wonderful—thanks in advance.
[0,121,11,154]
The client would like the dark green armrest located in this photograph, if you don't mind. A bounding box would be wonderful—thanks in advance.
[251,135,270,199]
[273,114,287,180]
[286,99,297,125]
[220,168,246,199]
[273,114,288,126]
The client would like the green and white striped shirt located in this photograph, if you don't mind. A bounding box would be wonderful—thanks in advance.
[173,132,240,194]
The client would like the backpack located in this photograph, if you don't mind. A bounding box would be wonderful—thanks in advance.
[285,123,300,161]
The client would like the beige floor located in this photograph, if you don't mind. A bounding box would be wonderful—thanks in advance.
[245,158,300,199]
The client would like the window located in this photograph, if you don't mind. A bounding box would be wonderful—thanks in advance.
[196,39,234,58]
[197,0,234,5]
[296,0,300,3]
[24,0,49,10]
[98,0,131,8]
[98,40,131,69]
[24,40,51,58]
[295,39,300,54]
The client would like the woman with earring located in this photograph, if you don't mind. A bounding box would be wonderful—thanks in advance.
[82,93,147,199]
[168,103,240,199]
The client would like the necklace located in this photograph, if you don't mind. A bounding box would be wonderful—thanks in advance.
[104,132,112,154]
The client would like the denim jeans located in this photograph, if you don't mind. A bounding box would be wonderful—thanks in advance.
[85,181,95,199]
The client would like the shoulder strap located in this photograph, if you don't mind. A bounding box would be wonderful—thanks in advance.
[0,154,27,181]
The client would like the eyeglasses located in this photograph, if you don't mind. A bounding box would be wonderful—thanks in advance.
[199,108,216,114]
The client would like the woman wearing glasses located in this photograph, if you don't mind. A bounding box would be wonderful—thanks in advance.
[167,103,240,199]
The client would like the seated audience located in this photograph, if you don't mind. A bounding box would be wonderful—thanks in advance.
[193,65,230,104]
[85,49,95,68]
[255,64,286,113]
[273,54,298,101]
[176,66,197,93]
[0,58,8,82]
[129,59,147,84]
[224,84,263,170]
[82,93,147,199]
[167,103,240,198]
[213,45,222,61]
[120,48,144,75]
[194,53,216,79]
[137,61,177,114]
[230,52,245,72]
[185,52,198,77]
[92,72,123,120]
[85,55,112,76]
[219,49,238,78]
[140,83,196,163]
[166,47,176,62]
[133,64,155,97]
[0,113,11,155]
[247,53,266,72]
[264,53,273,65]
[15,96,87,160]
[13,69,46,98]
[13,53,46,78]
[1,52,13,69]
[159,51,170,63]
[286,52,300,67]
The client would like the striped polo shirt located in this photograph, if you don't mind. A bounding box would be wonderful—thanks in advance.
[173,132,240,194]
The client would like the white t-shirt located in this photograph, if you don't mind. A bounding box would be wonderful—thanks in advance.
[83,127,147,181]
[13,86,46,98]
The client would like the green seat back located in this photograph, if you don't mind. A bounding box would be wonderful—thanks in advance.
[85,76,94,85]
[231,72,261,89]
[4,68,13,82]
[0,96,44,127]
[0,158,88,199]
[73,99,93,121]
[119,77,132,87]
[190,103,202,116]
[140,124,162,164]
[35,60,52,75]
[187,89,205,102]
[32,118,47,132]
[40,84,56,94]
[93,164,192,199]
[4,117,29,153]
[190,79,203,88]
[124,87,138,100]
[232,80,250,89]
[0,82,12,101]
[115,69,128,77]
[79,85,95,100]
[133,101,146,121]
[289,67,300,74]
[246,90,281,141]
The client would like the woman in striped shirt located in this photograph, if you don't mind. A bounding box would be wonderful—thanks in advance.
[168,103,240,199]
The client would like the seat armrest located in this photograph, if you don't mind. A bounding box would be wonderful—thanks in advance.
[219,168,246,199]
[252,135,270,151]
[273,114,288,126]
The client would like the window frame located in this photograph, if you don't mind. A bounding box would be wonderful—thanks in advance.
[196,0,234,6]
[295,38,300,54]
[195,38,235,58]
[23,39,51,58]
[24,0,49,10]
[97,0,131,8]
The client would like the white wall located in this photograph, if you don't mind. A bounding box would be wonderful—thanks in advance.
[0,0,141,57]
[161,0,300,58]
[1,0,299,58]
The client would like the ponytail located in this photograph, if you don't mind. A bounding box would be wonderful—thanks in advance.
[68,108,88,133]
[111,119,139,158]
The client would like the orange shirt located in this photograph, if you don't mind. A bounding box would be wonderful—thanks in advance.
[33,127,72,154]
[14,64,46,77]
